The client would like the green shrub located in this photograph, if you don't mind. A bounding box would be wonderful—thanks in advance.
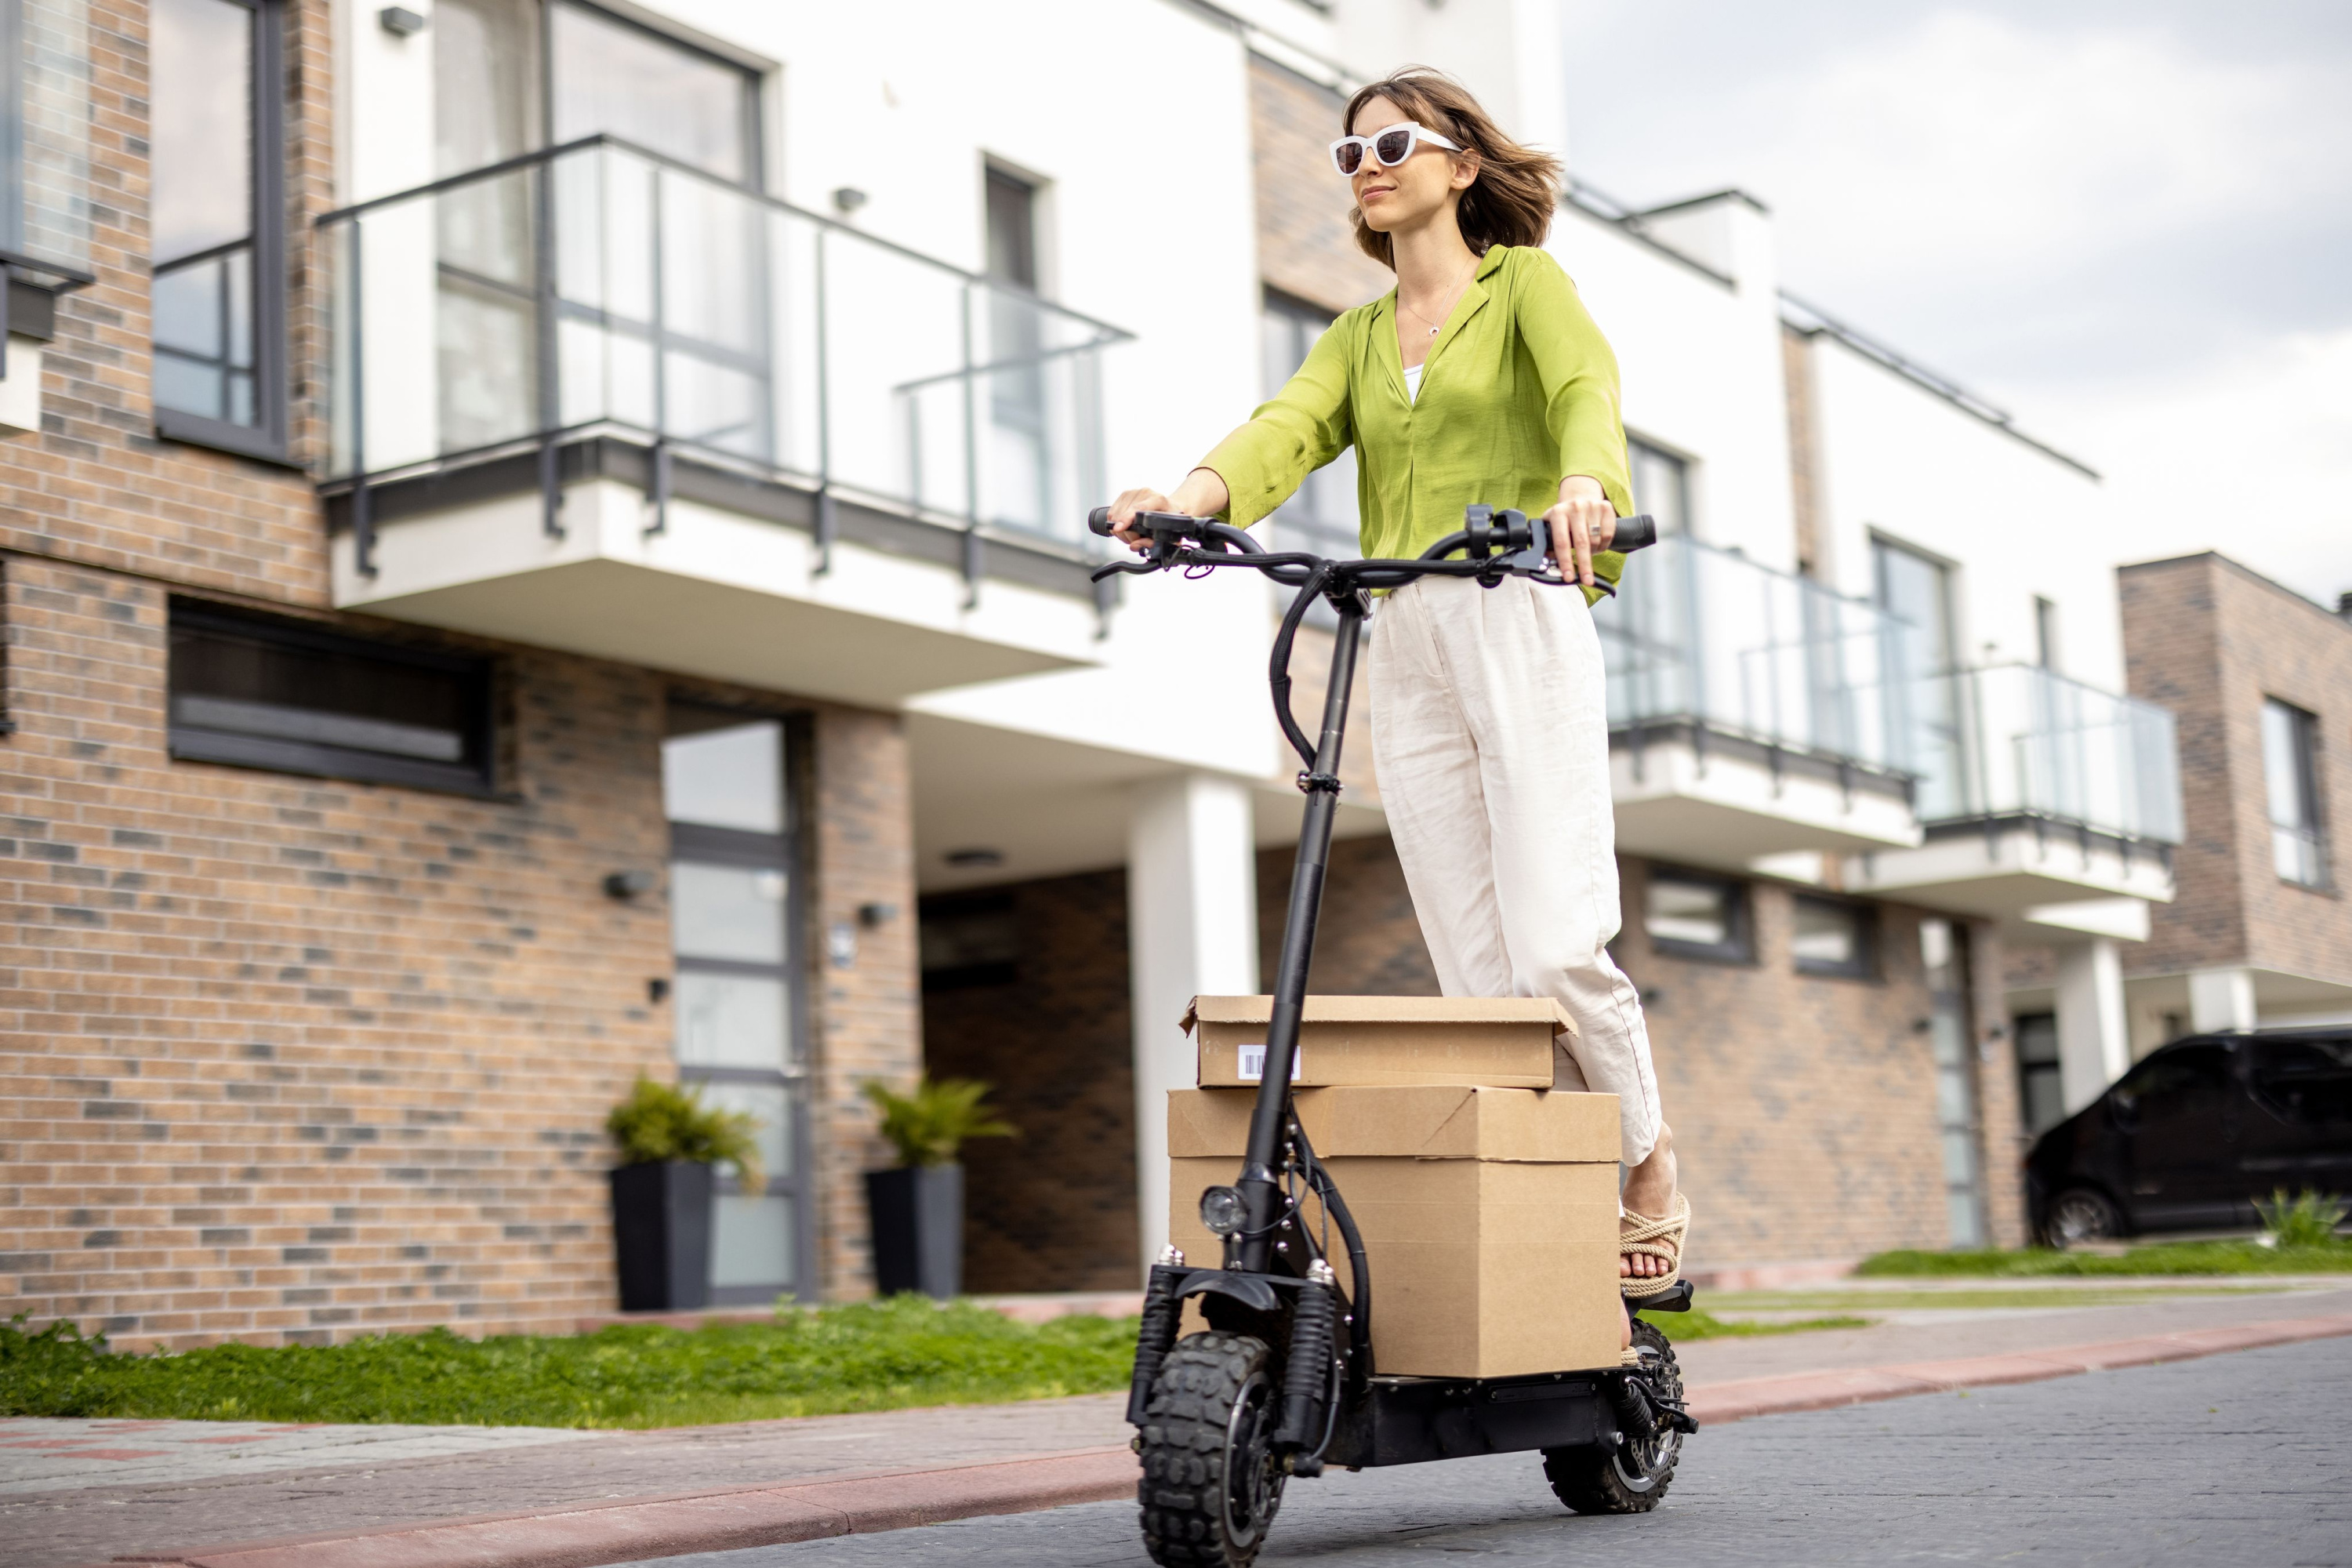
[2256,1188,2348,1249]
[861,1076,1017,1167]
[604,1075,764,1189]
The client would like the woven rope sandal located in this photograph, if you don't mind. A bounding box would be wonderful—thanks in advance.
[1619,1192,1691,1302]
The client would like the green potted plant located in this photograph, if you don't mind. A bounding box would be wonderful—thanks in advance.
[862,1076,1016,1299]
[604,1075,763,1312]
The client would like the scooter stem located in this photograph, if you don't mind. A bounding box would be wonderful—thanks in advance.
[1235,593,1363,1271]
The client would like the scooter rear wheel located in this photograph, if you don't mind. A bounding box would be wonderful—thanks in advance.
[1137,1331,1287,1568]
[1541,1318,1685,1514]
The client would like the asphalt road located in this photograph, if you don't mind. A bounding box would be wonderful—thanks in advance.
[626,1334,2352,1567]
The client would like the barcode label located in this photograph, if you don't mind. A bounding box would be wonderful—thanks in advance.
[1236,1044,1301,1083]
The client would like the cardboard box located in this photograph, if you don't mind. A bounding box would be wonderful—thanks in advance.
[1184,995,1577,1089]
[1167,1084,1623,1379]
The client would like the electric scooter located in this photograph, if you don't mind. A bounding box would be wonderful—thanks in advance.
[1086,501,1695,1568]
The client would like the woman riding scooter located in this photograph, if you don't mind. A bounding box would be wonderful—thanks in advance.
[1106,67,1689,1341]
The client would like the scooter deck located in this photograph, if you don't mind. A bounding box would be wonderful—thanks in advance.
[1326,1279,1693,1469]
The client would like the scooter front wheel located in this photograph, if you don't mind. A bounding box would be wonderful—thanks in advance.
[1137,1331,1287,1568]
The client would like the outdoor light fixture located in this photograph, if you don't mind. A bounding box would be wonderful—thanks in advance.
[603,869,657,899]
[944,848,1004,869]
[379,5,426,36]
[831,186,869,216]
[1199,1185,1247,1237]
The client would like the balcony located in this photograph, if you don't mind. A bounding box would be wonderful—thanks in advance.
[316,136,1128,707]
[1595,535,1922,866]
[1848,664,2182,919]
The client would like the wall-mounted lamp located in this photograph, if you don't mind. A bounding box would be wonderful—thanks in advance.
[831,187,869,216]
[857,902,898,929]
[603,869,657,900]
[379,6,427,37]
[647,977,670,1004]
[945,848,1004,869]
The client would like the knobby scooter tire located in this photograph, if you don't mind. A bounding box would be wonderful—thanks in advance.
[1136,1331,1288,1568]
[1541,1318,1686,1514]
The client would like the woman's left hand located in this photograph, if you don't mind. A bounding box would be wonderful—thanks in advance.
[1544,476,1617,590]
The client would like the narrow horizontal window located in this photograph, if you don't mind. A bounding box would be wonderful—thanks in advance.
[1642,867,1751,963]
[1791,895,1876,978]
[168,601,493,792]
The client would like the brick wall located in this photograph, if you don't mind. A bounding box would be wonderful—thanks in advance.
[1249,54,1394,318]
[920,870,1138,1294]
[0,560,919,1345]
[2121,554,2352,986]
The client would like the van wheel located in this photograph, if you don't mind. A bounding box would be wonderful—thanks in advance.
[1542,1319,1684,1514]
[1137,1332,1287,1568]
[2046,1188,2123,1249]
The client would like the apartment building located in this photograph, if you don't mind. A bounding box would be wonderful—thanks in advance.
[3,0,2184,1350]
[1999,555,2352,1134]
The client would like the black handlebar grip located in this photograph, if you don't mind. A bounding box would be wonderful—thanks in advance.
[1612,514,1658,553]
[1087,506,1116,536]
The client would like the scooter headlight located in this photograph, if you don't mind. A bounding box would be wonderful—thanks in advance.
[1199,1185,1247,1237]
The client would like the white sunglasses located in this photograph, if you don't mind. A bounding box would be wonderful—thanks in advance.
[1329,122,1464,177]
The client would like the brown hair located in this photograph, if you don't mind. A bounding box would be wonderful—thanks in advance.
[1343,68,1561,269]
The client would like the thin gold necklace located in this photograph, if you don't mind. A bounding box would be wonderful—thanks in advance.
[1399,252,1478,339]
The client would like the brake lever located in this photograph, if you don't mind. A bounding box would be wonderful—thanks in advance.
[1090,558,1164,583]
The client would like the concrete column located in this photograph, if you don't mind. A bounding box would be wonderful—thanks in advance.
[1127,774,1260,1278]
[2053,938,2131,1114]
[2188,967,2259,1033]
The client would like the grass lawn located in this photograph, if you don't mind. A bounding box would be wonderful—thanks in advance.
[2,1295,1879,1430]
[1856,1240,2352,1278]
[1639,1308,1871,1340]
[0,1297,1140,1430]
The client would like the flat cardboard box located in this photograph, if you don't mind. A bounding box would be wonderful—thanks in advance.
[1167,1084,1622,1379]
[1185,995,1577,1089]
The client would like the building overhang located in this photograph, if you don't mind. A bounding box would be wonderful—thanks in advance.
[1610,721,1922,870]
[1847,814,2175,919]
[327,437,1104,710]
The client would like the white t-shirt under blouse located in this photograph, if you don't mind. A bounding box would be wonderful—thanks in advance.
[1404,362,1424,402]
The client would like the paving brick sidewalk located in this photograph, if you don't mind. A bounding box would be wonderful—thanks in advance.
[11,1282,2349,1568]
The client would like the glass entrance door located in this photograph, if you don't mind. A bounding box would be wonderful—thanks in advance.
[662,703,808,1302]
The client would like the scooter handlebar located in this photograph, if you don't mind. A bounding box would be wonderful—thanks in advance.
[1091,505,1656,551]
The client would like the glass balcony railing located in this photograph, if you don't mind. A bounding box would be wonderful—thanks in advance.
[320,136,1128,552]
[1902,664,2183,845]
[1594,534,1910,774]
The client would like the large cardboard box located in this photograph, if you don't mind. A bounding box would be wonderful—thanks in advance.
[1167,1084,1622,1378]
[1185,995,1576,1089]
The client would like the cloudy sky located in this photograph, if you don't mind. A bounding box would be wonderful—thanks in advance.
[1558,0,2352,607]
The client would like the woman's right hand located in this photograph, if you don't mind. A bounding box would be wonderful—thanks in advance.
[1105,488,1176,552]
[1106,470,1234,551]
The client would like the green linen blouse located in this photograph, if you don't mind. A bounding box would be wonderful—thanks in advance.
[1200,245,1633,603]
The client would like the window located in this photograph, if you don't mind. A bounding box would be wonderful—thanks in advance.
[920,894,1021,992]
[1262,290,1359,629]
[1642,866,1751,963]
[1873,536,1965,815]
[2013,1011,2065,1138]
[663,702,807,1301]
[2,0,93,278]
[149,0,285,457]
[1921,918,1984,1246]
[2033,596,2060,672]
[983,165,1053,537]
[2112,1043,2234,1124]
[1791,895,1875,978]
[2263,698,2327,887]
[167,601,492,792]
[2249,1036,2352,1138]
[1628,438,1688,538]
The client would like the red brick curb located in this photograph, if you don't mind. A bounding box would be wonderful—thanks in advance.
[1685,1312,2352,1425]
[86,1312,2352,1568]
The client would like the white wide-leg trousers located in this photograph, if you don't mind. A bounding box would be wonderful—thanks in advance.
[1367,574,1662,1164]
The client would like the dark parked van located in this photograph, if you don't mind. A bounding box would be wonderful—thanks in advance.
[2025,1028,2352,1246]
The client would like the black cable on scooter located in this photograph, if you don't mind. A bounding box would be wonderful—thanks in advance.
[1269,563,1334,769]
[1290,1115,1373,1379]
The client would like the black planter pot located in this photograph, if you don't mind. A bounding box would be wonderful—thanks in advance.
[609,1160,713,1312]
[865,1163,964,1299]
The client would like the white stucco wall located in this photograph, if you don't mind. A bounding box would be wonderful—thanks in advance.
[1805,333,2122,691]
